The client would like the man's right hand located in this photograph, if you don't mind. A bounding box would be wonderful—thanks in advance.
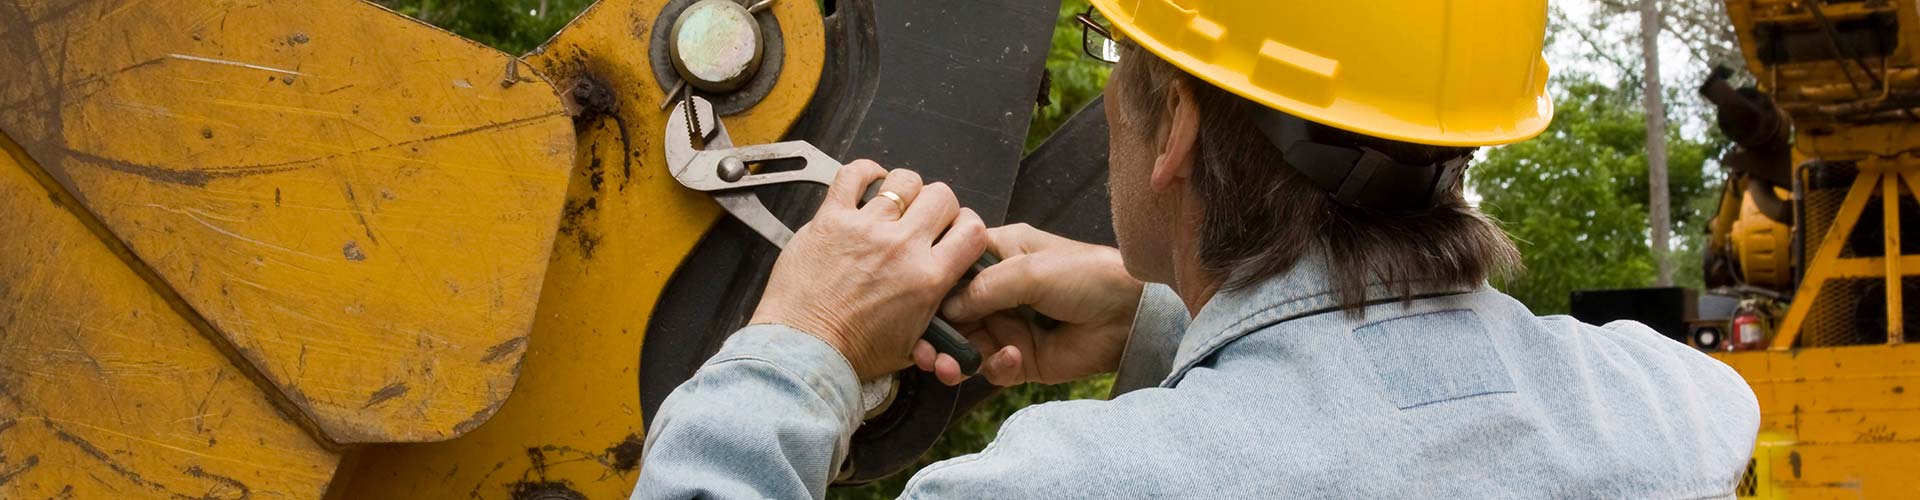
[924,224,1145,386]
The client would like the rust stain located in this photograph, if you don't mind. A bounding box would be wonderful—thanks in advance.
[0,454,38,486]
[363,382,409,408]
[342,241,366,262]
[183,465,252,500]
[52,426,163,491]
[480,337,527,363]
[467,461,507,499]
[452,398,507,435]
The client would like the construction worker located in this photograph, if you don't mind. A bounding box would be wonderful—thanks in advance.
[634,0,1759,497]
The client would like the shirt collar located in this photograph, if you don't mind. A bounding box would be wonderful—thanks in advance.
[1163,254,1482,386]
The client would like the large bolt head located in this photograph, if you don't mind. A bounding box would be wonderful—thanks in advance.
[670,0,765,94]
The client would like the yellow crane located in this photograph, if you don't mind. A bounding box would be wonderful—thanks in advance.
[1702,0,1920,497]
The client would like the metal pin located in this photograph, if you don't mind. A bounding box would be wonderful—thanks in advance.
[657,79,688,110]
[718,156,748,182]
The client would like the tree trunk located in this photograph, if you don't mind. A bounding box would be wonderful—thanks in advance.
[1641,0,1674,286]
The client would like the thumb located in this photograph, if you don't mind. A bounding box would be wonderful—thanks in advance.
[941,254,1041,322]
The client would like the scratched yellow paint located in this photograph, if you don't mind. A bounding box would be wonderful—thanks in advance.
[0,136,340,499]
[0,0,576,444]
[1719,346,1920,498]
[334,0,826,497]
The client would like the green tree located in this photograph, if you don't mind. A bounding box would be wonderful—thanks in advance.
[1027,0,1112,151]
[1469,78,1724,314]
[377,0,593,55]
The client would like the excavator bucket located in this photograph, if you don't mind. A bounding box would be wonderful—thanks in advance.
[1,0,574,497]
[2,0,1100,498]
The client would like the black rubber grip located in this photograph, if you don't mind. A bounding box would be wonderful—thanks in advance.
[924,317,983,375]
[856,179,1060,376]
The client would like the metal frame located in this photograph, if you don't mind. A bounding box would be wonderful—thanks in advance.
[1771,158,1918,349]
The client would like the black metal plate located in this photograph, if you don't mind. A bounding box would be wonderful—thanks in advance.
[640,0,1063,483]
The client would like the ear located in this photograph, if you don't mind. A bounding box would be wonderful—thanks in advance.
[1150,81,1200,192]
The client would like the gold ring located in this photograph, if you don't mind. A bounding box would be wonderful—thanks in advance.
[875,190,907,213]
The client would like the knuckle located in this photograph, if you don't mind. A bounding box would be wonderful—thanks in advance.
[958,213,987,233]
[847,159,885,177]
[890,168,923,185]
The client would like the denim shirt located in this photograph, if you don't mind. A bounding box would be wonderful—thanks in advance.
[632,258,1760,499]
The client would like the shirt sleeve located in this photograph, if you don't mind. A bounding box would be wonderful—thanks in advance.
[630,324,864,500]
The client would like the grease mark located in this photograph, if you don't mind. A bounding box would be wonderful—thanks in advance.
[61,113,562,187]
[0,454,37,486]
[363,381,409,408]
[481,337,527,363]
[184,465,252,500]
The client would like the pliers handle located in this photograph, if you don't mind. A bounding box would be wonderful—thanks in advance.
[664,97,1008,375]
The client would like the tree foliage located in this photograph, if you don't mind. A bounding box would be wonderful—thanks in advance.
[1470,79,1724,314]
[1026,0,1112,151]
[377,0,593,55]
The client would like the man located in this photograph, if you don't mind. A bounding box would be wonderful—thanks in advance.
[634,0,1759,498]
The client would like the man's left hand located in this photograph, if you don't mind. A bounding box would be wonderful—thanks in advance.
[749,160,988,381]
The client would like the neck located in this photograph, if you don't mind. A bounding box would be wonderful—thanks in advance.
[1168,195,1221,315]
[1172,265,1221,316]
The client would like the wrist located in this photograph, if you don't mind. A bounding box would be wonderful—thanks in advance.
[749,311,874,380]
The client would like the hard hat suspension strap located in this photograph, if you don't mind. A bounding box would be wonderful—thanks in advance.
[1248,107,1469,212]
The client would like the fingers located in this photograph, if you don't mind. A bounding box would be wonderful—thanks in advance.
[913,340,936,372]
[930,345,1021,387]
[983,224,1035,258]
[982,346,1022,386]
[931,208,988,278]
[941,253,1039,322]
[824,160,888,212]
[859,168,922,219]
[983,223,1071,258]
[900,182,961,240]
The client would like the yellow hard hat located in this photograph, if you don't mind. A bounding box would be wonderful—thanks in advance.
[1090,0,1554,147]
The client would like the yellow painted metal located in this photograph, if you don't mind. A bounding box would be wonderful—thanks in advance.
[1886,173,1905,344]
[1736,432,1788,500]
[0,135,340,499]
[332,0,827,498]
[1769,160,1920,349]
[0,0,576,445]
[1731,187,1793,289]
[1771,168,1886,350]
[1713,0,1920,496]
[1717,346,1920,498]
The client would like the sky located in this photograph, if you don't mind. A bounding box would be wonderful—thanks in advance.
[1547,0,1725,137]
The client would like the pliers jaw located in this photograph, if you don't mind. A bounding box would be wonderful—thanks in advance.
[664,96,841,247]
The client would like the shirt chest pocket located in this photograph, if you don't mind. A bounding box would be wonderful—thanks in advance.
[1353,309,1515,410]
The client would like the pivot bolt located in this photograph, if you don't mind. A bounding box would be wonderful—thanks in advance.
[718,156,748,182]
[670,0,765,94]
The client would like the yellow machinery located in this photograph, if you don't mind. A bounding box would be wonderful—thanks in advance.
[1705,0,1920,497]
[0,0,1080,498]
